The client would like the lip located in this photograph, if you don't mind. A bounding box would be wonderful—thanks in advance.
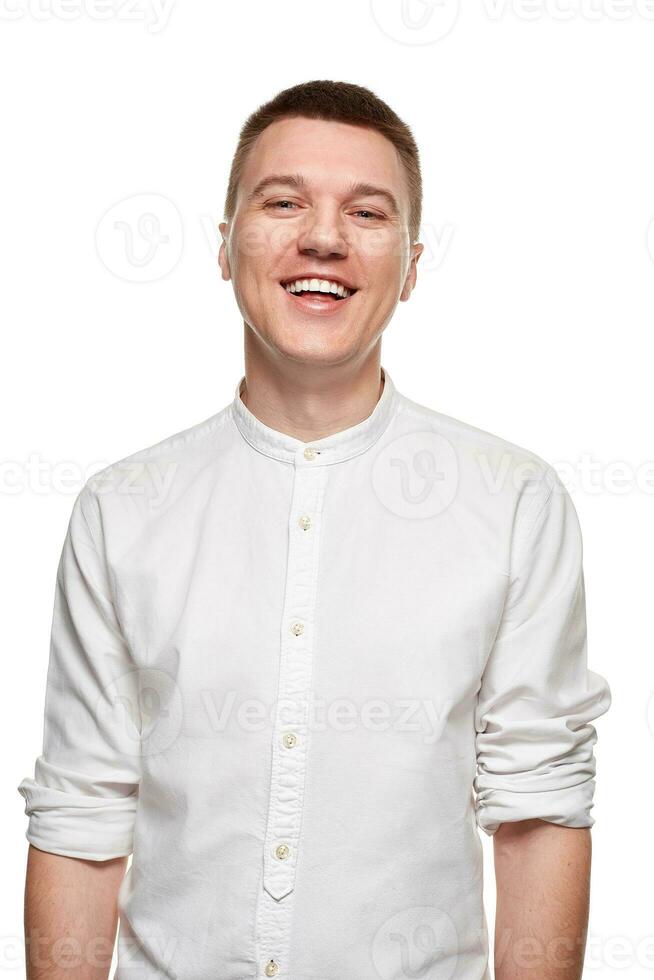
[280,282,357,317]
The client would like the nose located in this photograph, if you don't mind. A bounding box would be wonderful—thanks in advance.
[296,204,349,260]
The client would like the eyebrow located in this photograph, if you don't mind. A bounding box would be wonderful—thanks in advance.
[248,173,401,217]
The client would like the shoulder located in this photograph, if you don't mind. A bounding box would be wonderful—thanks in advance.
[82,403,233,510]
[395,391,560,496]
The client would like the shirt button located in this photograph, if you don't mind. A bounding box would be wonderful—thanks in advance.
[282,732,298,748]
[303,447,317,460]
[264,960,280,977]
[290,621,304,636]
[298,515,312,530]
[275,843,290,860]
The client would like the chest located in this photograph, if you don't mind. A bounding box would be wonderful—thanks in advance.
[114,463,508,731]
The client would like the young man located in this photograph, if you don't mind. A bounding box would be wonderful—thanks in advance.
[18,80,611,980]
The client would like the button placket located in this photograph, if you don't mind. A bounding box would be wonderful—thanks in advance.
[255,454,329,973]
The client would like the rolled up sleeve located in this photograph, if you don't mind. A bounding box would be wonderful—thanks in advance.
[474,465,611,836]
[17,483,142,860]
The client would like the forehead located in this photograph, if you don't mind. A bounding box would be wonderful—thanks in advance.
[238,116,407,205]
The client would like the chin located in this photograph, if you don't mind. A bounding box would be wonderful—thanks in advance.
[278,342,356,367]
[271,334,361,368]
[254,316,354,358]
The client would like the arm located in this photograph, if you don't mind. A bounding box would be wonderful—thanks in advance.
[473,466,611,974]
[17,483,142,974]
[25,846,128,979]
[493,819,590,979]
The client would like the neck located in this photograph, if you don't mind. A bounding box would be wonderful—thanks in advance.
[240,331,385,444]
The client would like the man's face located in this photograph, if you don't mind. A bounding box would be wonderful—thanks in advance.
[219,116,423,367]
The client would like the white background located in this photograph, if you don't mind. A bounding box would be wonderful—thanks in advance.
[2,1,651,976]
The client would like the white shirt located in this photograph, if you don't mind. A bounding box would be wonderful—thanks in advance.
[18,366,611,980]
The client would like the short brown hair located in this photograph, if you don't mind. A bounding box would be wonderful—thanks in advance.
[223,79,422,243]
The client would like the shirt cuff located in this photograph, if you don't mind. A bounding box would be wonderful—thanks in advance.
[474,761,598,837]
[17,759,138,861]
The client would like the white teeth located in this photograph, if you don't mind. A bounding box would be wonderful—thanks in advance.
[283,277,352,298]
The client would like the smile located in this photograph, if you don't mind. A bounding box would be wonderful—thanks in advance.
[280,277,357,304]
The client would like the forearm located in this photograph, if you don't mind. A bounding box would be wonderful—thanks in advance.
[493,819,591,980]
[24,844,128,978]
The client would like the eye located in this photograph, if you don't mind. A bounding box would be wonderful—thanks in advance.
[264,200,299,211]
[352,209,385,221]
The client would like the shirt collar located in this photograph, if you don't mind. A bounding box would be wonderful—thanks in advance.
[230,366,399,466]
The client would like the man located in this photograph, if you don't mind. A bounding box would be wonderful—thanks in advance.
[18,80,611,979]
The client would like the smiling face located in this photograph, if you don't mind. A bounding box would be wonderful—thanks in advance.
[218,116,423,369]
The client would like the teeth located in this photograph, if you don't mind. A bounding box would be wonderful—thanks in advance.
[284,278,352,298]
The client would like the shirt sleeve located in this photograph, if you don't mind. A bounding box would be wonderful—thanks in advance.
[474,465,611,836]
[17,482,142,861]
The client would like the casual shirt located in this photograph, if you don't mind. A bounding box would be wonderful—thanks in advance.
[18,366,611,980]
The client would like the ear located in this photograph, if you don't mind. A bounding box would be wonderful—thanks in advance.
[400,242,424,302]
[218,221,232,282]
